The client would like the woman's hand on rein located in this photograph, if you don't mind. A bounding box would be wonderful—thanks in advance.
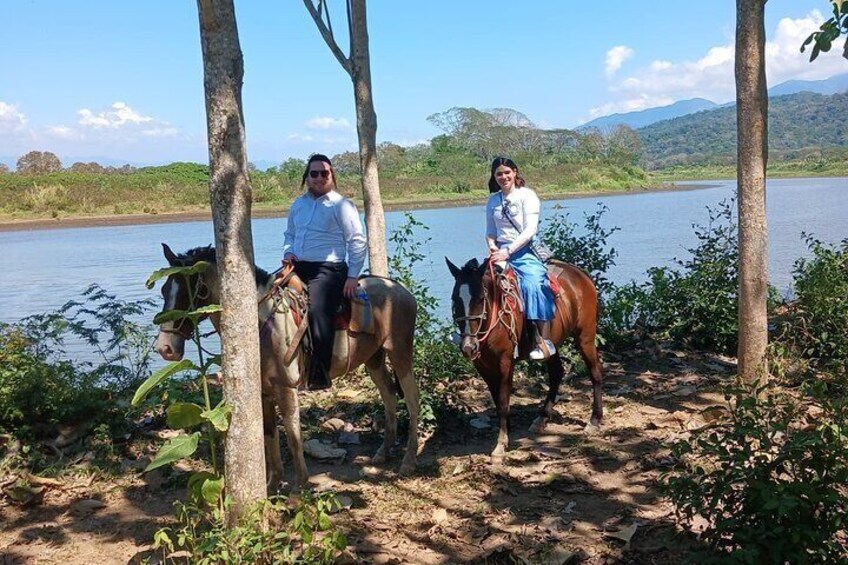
[490,248,509,262]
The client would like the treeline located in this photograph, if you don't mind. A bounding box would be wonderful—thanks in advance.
[638,91,848,168]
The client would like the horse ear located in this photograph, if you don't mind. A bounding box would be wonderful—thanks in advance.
[478,258,489,275]
[162,243,180,266]
[445,257,461,278]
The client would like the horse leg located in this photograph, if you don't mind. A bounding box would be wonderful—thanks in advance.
[262,393,284,492]
[364,350,397,465]
[484,358,513,461]
[387,347,419,476]
[530,352,565,433]
[274,385,309,489]
[576,332,604,432]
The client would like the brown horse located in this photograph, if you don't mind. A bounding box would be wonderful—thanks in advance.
[154,244,420,489]
[446,257,603,460]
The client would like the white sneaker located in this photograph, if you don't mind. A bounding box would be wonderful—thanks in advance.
[529,339,555,360]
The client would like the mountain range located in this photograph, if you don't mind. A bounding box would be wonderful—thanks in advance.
[578,72,848,131]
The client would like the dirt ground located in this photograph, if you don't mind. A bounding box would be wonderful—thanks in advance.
[0,344,734,564]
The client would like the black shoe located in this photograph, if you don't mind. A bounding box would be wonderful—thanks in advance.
[307,367,332,391]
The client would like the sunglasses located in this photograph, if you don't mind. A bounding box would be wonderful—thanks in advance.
[309,170,331,179]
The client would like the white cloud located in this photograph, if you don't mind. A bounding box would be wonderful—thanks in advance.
[305,117,352,131]
[45,125,83,140]
[0,102,27,133]
[141,127,179,138]
[588,10,846,120]
[78,102,154,129]
[605,45,634,78]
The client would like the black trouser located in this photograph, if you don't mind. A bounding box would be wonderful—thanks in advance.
[294,261,348,387]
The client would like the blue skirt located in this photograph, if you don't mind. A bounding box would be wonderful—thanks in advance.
[505,246,554,321]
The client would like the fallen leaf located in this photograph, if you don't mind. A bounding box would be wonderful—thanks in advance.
[24,473,63,487]
[432,508,448,523]
[604,523,638,550]
[544,546,578,565]
[71,498,106,515]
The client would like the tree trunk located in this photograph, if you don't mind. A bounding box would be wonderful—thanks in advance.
[196,0,266,523]
[735,0,769,385]
[349,0,387,276]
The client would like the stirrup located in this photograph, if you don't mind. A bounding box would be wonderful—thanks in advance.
[529,339,555,360]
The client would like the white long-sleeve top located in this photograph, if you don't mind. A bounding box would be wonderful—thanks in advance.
[486,186,541,255]
[282,190,367,277]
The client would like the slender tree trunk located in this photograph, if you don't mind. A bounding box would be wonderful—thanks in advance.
[303,0,388,277]
[735,0,769,384]
[349,0,387,276]
[350,0,389,277]
[196,0,266,523]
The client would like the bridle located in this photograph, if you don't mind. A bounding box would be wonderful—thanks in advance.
[452,261,521,359]
[158,273,213,341]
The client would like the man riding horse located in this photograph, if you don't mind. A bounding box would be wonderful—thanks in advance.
[282,153,367,390]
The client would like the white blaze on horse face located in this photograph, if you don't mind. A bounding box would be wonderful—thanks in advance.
[458,283,472,319]
[154,277,185,361]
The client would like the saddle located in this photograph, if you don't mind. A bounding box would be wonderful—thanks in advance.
[269,271,375,366]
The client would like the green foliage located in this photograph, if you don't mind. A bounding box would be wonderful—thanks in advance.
[539,203,619,296]
[388,214,471,429]
[153,493,347,564]
[788,235,848,373]
[604,200,742,352]
[801,1,848,61]
[136,263,229,509]
[663,381,848,563]
[0,285,154,436]
[640,91,848,169]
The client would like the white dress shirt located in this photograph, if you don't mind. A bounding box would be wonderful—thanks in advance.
[486,186,541,255]
[282,190,367,276]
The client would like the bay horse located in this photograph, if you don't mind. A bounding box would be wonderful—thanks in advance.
[446,257,603,460]
[154,244,420,489]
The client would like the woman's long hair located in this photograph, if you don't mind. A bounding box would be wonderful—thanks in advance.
[300,153,336,188]
[488,156,526,193]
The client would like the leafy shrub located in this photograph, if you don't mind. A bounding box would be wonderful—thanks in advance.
[790,235,848,373]
[154,493,347,564]
[539,202,619,296]
[388,214,472,429]
[663,381,848,563]
[0,285,154,436]
[604,200,742,353]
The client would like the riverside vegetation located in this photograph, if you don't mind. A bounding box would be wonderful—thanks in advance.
[1,202,846,562]
[2,99,847,222]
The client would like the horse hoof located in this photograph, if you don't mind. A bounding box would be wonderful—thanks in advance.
[399,460,416,476]
[529,417,547,434]
[371,450,388,465]
[490,454,505,466]
[583,422,601,435]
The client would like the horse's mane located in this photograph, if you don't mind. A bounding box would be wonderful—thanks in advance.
[178,245,272,287]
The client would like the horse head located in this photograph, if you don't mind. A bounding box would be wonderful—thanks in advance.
[154,243,220,361]
[446,257,490,359]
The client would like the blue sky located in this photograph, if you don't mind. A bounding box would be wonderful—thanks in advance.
[2,0,846,168]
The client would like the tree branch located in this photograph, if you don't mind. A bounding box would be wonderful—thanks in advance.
[302,0,352,76]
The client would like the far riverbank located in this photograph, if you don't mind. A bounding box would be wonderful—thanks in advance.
[0,181,719,233]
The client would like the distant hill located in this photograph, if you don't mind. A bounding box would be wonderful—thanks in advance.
[637,91,848,168]
[579,98,718,131]
[768,73,848,97]
[579,72,848,131]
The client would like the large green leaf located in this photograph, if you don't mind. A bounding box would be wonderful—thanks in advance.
[201,403,232,432]
[145,262,212,289]
[153,309,190,324]
[152,304,221,325]
[200,475,225,506]
[131,359,196,406]
[145,432,201,472]
[167,402,204,429]
[188,471,218,503]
